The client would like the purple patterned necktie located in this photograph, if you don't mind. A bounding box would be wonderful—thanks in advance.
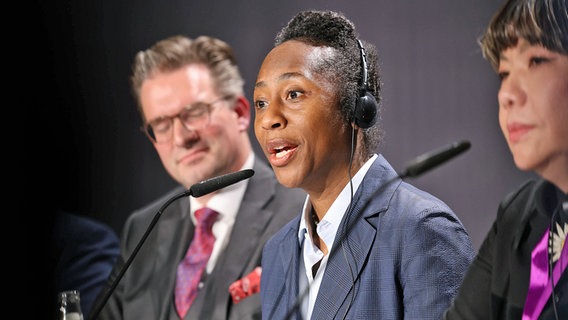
[175,207,218,318]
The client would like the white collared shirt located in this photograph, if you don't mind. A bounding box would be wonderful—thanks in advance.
[297,154,377,319]
[188,152,254,274]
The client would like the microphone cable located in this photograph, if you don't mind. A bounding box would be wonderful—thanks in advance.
[337,125,359,320]
[279,126,359,320]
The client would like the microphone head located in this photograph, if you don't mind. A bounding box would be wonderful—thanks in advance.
[189,169,255,197]
[401,140,471,178]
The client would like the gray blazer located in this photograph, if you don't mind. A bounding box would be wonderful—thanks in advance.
[96,159,305,320]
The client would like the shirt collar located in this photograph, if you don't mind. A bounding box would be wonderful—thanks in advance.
[298,154,378,248]
[189,152,254,223]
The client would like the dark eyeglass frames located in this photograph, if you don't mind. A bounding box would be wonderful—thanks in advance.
[142,96,231,143]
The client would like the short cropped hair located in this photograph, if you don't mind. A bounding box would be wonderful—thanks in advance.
[275,10,384,153]
[130,35,245,123]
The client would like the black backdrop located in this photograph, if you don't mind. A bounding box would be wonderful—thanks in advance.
[37,0,533,251]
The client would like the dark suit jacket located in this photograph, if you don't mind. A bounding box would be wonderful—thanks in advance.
[53,211,120,319]
[95,159,305,320]
[261,155,475,320]
[444,179,567,320]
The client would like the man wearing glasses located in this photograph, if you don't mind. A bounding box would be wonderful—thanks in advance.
[95,35,305,320]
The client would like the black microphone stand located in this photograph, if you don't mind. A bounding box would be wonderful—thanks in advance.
[88,189,191,320]
[88,169,254,320]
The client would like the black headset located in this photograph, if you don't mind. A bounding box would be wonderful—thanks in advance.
[352,39,378,129]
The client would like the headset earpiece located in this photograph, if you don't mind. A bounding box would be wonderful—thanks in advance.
[352,39,377,129]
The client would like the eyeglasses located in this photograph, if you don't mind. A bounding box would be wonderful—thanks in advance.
[143,97,229,144]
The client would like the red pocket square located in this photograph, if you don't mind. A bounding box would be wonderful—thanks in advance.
[229,267,261,304]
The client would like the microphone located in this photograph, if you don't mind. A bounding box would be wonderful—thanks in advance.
[88,169,255,320]
[191,169,254,197]
[278,140,471,320]
[399,140,471,178]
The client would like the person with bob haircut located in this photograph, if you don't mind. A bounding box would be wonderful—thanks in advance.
[444,0,568,319]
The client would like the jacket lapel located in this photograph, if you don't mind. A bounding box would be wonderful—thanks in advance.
[214,161,277,286]
[311,156,397,319]
[198,161,280,319]
[278,220,303,319]
[311,209,376,319]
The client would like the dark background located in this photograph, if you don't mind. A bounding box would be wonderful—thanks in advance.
[37,0,534,252]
